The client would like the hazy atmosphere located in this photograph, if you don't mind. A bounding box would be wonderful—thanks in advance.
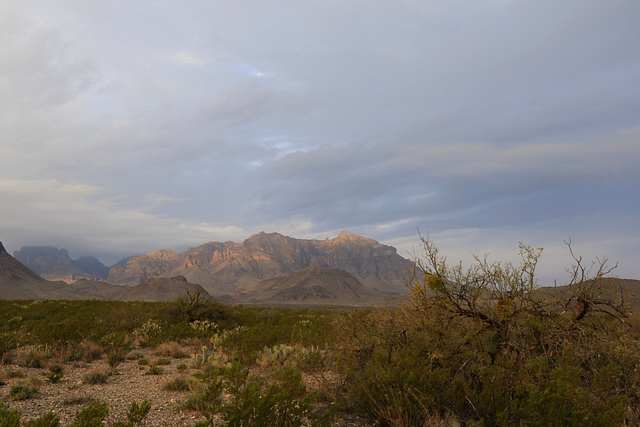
[1,0,639,285]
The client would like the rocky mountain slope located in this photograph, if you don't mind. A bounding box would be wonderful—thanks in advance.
[232,266,397,306]
[0,241,80,300]
[107,231,414,296]
[13,246,109,283]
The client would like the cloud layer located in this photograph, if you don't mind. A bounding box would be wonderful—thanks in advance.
[1,0,639,283]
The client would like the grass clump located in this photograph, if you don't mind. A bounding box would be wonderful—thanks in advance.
[146,365,163,375]
[164,377,198,392]
[82,370,110,385]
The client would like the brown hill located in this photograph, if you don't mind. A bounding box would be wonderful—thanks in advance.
[14,246,109,283]
[107,231,413,296]
[233,266,397,306]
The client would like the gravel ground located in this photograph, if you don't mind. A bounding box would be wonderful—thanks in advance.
[0,346,369,426]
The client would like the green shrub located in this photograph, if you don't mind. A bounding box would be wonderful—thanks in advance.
[9,382,39,401]
[137,358,149,366]
[146,365,163,375]
[0,402,20,426]
[336,236,637,426]
[112,399,151,427]
[69,400,109,427]
[188,362,319,426]
[22,411,60,427]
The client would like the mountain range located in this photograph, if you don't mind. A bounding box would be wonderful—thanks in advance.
[15,231,413,298]
[3,231,413,305]
[0,241,207,301]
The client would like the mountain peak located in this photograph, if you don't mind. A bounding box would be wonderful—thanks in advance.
[0,242,6,254]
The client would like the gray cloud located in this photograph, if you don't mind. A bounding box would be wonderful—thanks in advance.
[1,0,639,282]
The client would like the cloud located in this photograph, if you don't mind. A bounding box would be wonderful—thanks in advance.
[0,179,247,265]
[0,0,639,282]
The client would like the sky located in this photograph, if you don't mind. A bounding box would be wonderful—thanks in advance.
[1,0,639,285]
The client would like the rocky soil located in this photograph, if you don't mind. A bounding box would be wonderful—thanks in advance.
[0,345,366,426]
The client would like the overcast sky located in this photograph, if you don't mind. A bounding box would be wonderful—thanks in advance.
[1,0,639,285]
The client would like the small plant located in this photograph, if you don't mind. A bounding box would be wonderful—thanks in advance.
[190,346,230,369]
[4,369,24,379]
[126,399,151,425]
[82,370,110,385]
[256,344,296,368]
[69,400,109,427]
[80,341,103,363]
[127,351,144,360]
[107,350,126,370]
[156,357,171,365]
[164,377,198,392]
[43,364,64,384]
[9,382,38,401]
[0,401,20,426]
[176,363,187,372]
[18,345,52,369]
[190,319,219,333]
[133,320,162,343]
[22,411,60,427]
[146,365,163,375]
[138,358,149,366]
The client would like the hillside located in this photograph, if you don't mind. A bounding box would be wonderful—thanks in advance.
[0,242,82,300]
[107,231,413,296]
[232,266,397,306]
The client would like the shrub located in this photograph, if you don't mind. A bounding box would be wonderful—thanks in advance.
[4,369,24,379]
[337,236,636,425]
[82,370,110,385]
[0,401,20,426]
[154,341,188,359]
[22,411,60,427]
[9,383,38,401]
[18,345,52,368]
[155,357,171,365]
[188,362,319,426]
[69,400,109,427]
[122,399,151,426]
[146,365,163,375]
[137,358,149,366]
[43,364,64,384]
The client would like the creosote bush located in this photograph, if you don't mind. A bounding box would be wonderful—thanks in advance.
[337,235,639,426]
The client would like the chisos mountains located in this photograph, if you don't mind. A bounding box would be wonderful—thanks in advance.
[16,231,413,297]
[0,241,209,301]
[4,231,413,305]
[14,246,110,283]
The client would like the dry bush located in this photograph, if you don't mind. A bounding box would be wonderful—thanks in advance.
[154,341,188,359]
